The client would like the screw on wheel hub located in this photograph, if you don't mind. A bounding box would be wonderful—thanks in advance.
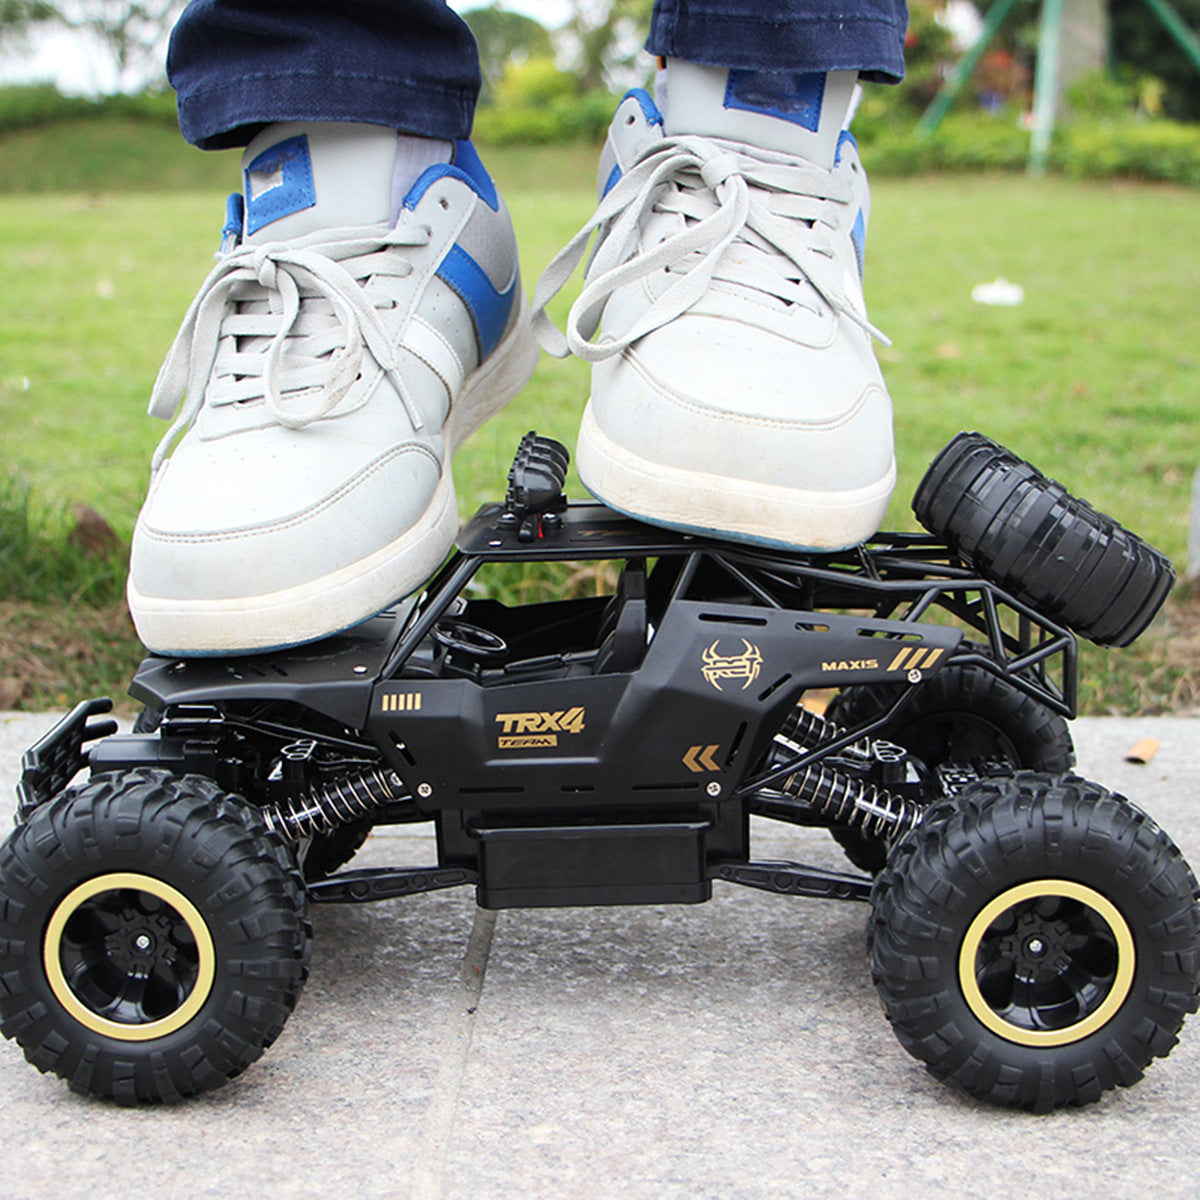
[995,908,1076,975]
[958,879,1135,1048]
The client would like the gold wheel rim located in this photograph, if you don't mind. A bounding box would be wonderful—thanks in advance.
[958,879,1136,1048]
[44,872,216,1042]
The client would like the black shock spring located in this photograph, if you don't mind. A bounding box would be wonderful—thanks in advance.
[261,766,410,841]
[775,705,862,752]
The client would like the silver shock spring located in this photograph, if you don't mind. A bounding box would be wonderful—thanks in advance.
[771,762,923,840]
[766,702,923,839]
[261,766,411,841]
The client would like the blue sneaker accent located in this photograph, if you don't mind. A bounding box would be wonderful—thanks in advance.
[850,209,866,280]
[724,70,825,133]
[244,135,316,236]
[834,129,857,166]
[405,141,499,212]
[220,192,245,252]
[450,140,499,207]
[601,93,662,199]
[622,88,663,127]
[436,244,516,359]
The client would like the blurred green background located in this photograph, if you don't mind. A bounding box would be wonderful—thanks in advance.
[1,0,1199,710]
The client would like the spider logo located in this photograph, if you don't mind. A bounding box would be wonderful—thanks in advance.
[701,639,763,692]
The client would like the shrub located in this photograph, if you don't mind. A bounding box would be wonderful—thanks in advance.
[0,84,178,134]
[473,104,568,145]
[97,89,179,128]
[474,88,617,145]
[0,83,95,132]
[492,56,576,108]
[854,109,1200,184]
[1054,119,1200,185]
[1065,69,1146,120]
[863,112,1031,174]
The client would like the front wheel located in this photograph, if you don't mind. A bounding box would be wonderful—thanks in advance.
[869,773,1200,1110]
[0,770,311,1103]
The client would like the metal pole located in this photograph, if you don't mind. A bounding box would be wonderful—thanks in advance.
[917,0,1022,136]
[1140,0,1200,74]
[1029,0,1065,175]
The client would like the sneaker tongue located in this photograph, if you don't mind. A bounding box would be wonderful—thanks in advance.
[242,122,399,244]
[660,61,857,169]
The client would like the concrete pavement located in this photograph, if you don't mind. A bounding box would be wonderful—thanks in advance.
[1,710,1198,1200]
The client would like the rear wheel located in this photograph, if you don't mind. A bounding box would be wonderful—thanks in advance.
[825,659,1074,871]
[0,769,311,1103]
[870,773,1200,1110]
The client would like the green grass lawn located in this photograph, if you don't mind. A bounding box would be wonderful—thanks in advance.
[1,132,1199,710]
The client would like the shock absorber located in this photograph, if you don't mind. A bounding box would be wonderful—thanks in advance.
[775,705,865,754]
[760,702,923,840]
[261,766,413,841]
[760,762,923,840]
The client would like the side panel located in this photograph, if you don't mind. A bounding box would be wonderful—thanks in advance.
[369,601,960,811]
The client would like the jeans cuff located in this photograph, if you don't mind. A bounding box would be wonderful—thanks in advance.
[647,7,907,83]
[177,71,478,150]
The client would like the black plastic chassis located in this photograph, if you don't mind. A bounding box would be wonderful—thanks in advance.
[17,498,1078,912]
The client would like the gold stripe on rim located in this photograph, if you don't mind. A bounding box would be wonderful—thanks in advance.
[958,879,1136,1048]
[44,872,216,1043]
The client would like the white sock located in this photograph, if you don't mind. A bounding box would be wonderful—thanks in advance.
[390,134,454,219]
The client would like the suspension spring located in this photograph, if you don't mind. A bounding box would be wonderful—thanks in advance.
[775,705,865,753]
[261,766,411,842]
[765,702,922,839]
[767,762,922,841]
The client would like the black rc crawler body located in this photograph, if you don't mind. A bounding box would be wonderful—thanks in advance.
[3,431,1198,1110]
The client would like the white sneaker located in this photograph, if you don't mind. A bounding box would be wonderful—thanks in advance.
[533,63,895,550]
[129,123,538,655]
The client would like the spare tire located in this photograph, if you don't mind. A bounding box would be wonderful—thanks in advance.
[913,432,1174,647]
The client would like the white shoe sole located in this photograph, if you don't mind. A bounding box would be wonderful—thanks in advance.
[576,402,896,551]
[130,298,541,656]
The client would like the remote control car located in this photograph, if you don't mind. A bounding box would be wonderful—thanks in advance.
[2,431,1197,1111]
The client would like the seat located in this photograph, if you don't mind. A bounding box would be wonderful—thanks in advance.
[593,558,648,674]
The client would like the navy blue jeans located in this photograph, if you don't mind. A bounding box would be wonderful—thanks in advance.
[170,0,908,150]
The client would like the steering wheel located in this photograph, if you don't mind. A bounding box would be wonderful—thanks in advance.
[433,617,509,666]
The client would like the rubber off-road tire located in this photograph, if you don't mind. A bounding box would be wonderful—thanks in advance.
[913,432,1175,648]
[0,769,312,1104]
[869,773,1200,1111]
[824,658,1075,873]
[131,707,163,734]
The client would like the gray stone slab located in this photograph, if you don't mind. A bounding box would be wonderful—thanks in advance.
[0,713,1198,1200]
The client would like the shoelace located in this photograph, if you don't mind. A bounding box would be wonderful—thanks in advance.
[149,221,431,469]
[532,134,887,363]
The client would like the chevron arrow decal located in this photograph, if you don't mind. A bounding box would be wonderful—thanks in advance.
[683,744,721,773]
